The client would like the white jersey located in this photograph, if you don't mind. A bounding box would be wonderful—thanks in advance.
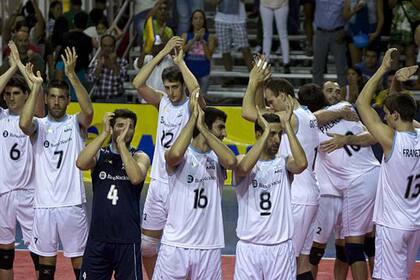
[233,157,293,244]
[373,129,420,230]
[0,109,34,194]
[280,106,320,205]
[316,102,380,192]
[150,95,190,182]
[33,115,86,208]
[162,146,225,249]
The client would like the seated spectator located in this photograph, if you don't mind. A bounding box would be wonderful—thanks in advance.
[213,0,253,77]
[182,9,216,97]
[84,17,122,49]
[341,66,364,103]
[355,47,379,79]
[88,35,128,101]
[64,0,83,29]
[47,1,63,35]
[3,20,41,57]
[88,0,107,26]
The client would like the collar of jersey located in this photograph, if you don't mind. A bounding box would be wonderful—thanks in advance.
[189,144,211,154]
[47,114,69,123]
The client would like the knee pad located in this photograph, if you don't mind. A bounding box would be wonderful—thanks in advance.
[309,246,325,265]
[141,234,159,257]
[38,264,56,280]
[296,271,314,280]
[344,243,366,265]
[0,248,15,270]
[364,236,375,258]
[30,252,40,271]
[335,244,347,263]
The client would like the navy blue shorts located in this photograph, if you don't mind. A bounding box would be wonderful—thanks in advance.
[80,240,142,280]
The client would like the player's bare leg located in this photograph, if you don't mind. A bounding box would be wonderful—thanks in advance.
[309,242,325,278]
[345,235,368,280]
[39,256,57,280]
[141,228,162,279]
[71,256,82,279]
[297,254,313,279]
[0,243,14,280]
[334,239,349,280]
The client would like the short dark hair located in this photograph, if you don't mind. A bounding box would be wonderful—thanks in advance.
[74,11,89,29]
[383,94,417,122]
[298,83,326,113]
[101,34,116,47]
[110,109,137,128]
[254,113,280,134]
[193,107,227,138]
[5,75,30,94]
[48,1,62,19]
[162,66,184,84]
[71,0,82,6]
[265,78,295,98]
[14,20,29,32]
[47,80,70,95]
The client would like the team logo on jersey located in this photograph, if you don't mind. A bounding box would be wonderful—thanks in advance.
[187,175,194,183]
[206,159,216,170]
[309,119,318,129]
[43,140,50,148]
[64,127,72,133]
[99,171,107,180]
[252,180,258,188]
[3,130,8,137]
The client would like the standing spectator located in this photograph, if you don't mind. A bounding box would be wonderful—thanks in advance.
[389,0,420,69]
[302,0,315,56]
[182,9,217,97]
[64,0,83,30]
[355,47,379,79]
[260,0,290,73]
[312,0,347,86]
[176,0,204,35]
[88,0,107,26]
[134,0,157,46]
[343,0,384,65]
[213,0,253,76]
[341,66,364,103]
[88,35,128,101]
[45,16,69,80]
[47,1,63,35]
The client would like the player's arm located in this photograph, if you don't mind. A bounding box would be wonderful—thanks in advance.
[235,109,269,177]
[314,105,359,126]
[0,45,18,93]
[283,96,308,174]
[19,64,43,136]
[242,56,271,122]
[196,107,237,170]
[76,113,114,170]
[319,131,377,153]
[165,101,199,171]
[116,121,151,185]
[61,47,93,129]
[355,48,396,155]
[132,36,184,108]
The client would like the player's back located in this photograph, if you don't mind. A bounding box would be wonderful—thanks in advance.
[374,129,420,230]
[33,115,85,207]
[162,146,225,249]
[234,157,294,245]
[150,95,190,182]
[0,108,34,194]
[90,146,144,243]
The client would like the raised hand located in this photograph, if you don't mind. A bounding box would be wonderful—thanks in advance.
[102,112,114,135]
[8,41,19,69]
[395,65,419,82]
[380,48,397,72]
[24,63,43,86]
[172,46,184,65]
[61,47,78,78]
[116,120,130,146]
[250,55,272,85]
[340,106,359,122]
[282,95,294,125]
[163,36,184,56]
[256,106,269,133]
[320,133,347,153]
[196,105,206,132]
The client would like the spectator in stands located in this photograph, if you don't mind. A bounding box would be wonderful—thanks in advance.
[343,0,384,65]
[260,0,290,73]
[213,0,253,83]
[389,0,420,69]
[182,9,216,97]
[88,34,128,101]
[355,47,379,79]
[312,0,347,86]
[88,0,107,26]
[84,17,122,49]
[176,0,204,35]
[47,1,63,35]
[341,66,364,103]
[301,0,315,56]
[45,16,69,80]
[0,31,45,77]
[57,11,93,100]
[134,0,157,46]
[3,21,41,57]
[64,0,83,30]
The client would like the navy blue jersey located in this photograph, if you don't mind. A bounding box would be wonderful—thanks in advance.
[90,146,144,243]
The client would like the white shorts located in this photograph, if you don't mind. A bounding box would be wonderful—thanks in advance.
[291,203,318,256]
[234,240,296,280]
[29,205,88,258]
[141,179,169,231]
[0,189,35,245]
[343,167,378,237]
[373,225,420,280]
[313,195,344,244]
[153,244,222,280]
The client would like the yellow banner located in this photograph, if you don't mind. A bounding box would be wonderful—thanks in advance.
[68,103,256,183]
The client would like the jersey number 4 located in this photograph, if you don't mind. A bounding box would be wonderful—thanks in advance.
[405,174,420,199]
[107,185,119,205]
